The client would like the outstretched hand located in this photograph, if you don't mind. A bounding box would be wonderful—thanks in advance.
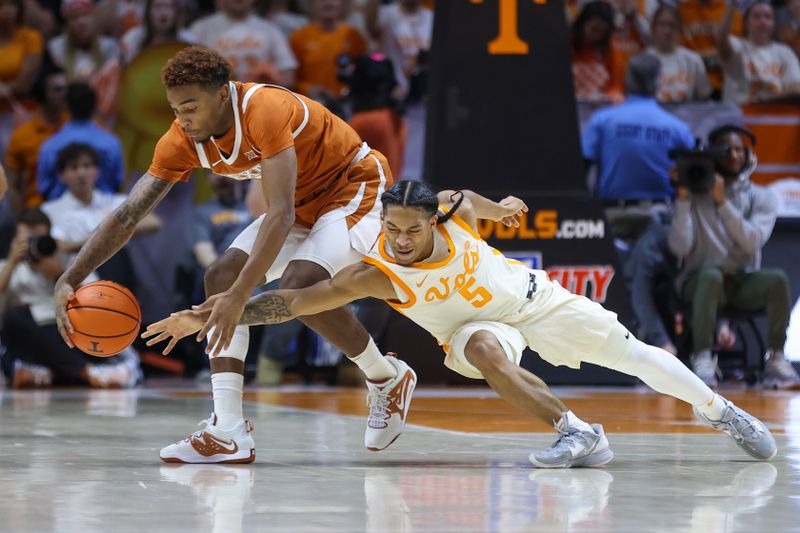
[497,196,529,227]
[192,290,249,356]
[141,310,208,355]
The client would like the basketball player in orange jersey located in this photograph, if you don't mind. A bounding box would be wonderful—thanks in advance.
[145,181,777,467]
[53,46,417,463]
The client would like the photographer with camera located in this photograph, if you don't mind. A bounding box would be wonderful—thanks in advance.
[0,208,139,388]
[668,125,799,389]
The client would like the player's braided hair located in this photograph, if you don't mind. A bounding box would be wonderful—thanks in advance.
[161,46,231,88]
[381,180,464,225]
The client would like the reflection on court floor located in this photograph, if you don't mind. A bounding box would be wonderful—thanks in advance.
[0,387,797,532]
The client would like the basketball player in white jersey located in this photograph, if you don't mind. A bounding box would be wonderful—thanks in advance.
[144,181,777,467]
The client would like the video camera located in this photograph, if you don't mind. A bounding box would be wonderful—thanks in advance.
[670,126,758,195]
[670,144,727,194]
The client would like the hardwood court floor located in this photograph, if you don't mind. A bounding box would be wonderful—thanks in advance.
[1,385,798,533]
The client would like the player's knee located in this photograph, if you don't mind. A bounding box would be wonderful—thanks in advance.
[464,331,507,374]
[280,260,330,290]
[204,249,248,296]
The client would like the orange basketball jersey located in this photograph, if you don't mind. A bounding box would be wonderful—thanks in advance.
[149,81,368,227]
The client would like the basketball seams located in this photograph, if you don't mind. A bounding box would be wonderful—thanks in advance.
[77,281,141,315]
[71,326,139,339]
[65,304,141,324]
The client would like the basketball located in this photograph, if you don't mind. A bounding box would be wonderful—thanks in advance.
[66,281,142,357]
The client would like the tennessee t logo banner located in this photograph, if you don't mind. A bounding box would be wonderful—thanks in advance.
[470,0,546,54]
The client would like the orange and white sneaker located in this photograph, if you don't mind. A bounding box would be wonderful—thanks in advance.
[160,413,255,464]
[365,355,417,451]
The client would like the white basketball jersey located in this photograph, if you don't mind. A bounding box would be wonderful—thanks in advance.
[363,214,540,348]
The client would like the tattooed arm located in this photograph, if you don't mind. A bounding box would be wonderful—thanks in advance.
[55,173,174,345]
[239,262,395,325]
[142,262,398,354]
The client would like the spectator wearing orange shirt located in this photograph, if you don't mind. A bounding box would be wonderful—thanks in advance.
[5,63,67,209]
[0,0,44,165]
[290,0,367,102]
[571,1,625,104]
[677,0,743,97]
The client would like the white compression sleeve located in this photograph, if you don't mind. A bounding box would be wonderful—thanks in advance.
[610,337,714,406]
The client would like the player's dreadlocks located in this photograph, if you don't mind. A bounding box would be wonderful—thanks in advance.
[381,180,464,225]
[161,46,231,88]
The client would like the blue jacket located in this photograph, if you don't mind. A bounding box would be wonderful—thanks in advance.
[582,96,694,201]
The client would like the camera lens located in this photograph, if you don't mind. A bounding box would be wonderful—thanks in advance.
[687,165,706,181]
[28,235,57,262]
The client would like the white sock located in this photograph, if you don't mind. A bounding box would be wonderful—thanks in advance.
[610,337,713,406]
[557,410,594,433]
[695,393,728,421]
[205,325,248,430]
[348,337,397,382]
[211,372,244,431]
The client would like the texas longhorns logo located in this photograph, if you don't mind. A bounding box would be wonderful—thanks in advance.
[469,0,546,55]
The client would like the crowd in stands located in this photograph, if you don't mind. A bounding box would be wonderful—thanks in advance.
[0,0,797,390]
[570,0,800,104]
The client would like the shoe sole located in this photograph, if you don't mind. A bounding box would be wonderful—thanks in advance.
[160,449,256,464]
[529,447,614,469]
[365,368,417,452]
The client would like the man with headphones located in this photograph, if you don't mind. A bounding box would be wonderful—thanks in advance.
[667,125,800,389]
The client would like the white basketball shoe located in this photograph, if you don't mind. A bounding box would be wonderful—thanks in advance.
[160,413,255,464]
[530,416,614,468]
[365,354,417,451]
